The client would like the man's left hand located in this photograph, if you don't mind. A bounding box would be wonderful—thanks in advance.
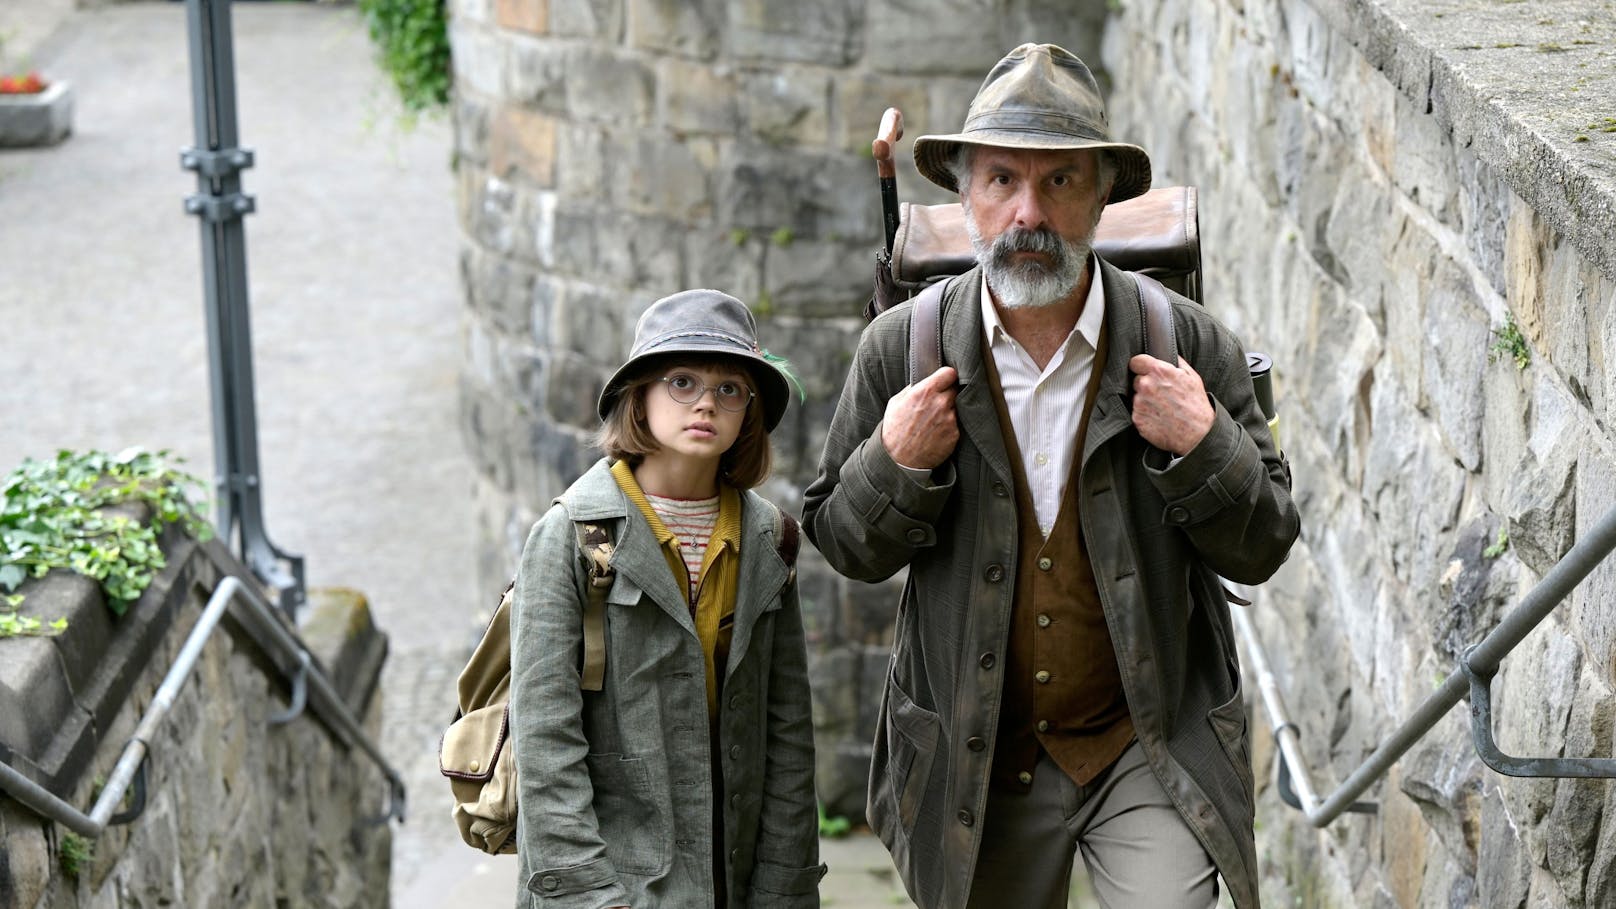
[1128,355,1215,456]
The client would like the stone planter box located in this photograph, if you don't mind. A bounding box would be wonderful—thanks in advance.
[0,81,73,148]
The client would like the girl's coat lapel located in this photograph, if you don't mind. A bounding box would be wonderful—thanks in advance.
[725,494,789,679]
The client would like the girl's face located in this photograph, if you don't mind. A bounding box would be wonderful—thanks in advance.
[640,363,753,470]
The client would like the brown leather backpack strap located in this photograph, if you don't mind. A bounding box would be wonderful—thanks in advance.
[768,504,801,585]
[907,279,948,384]
[574,521,616,692]
[1130,271,1178,364]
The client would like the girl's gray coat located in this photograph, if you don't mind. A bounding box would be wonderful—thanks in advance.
[510,459,824,908]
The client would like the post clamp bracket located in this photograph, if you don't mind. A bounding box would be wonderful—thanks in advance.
[1462,645,1616,778]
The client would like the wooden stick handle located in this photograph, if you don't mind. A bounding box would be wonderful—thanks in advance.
[872,107,904,180]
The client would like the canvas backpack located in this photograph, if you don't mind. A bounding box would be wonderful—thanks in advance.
[869,187,1283,454]
[438,502,801,855]
[871,186,1201,378]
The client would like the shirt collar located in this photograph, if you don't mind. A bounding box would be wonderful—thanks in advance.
[610,458,741,553]
[980,253,1106,352]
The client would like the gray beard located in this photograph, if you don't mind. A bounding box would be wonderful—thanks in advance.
[965,212,1092,310]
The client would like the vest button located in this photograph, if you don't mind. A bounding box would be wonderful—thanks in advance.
[985,564,1004,582]
[979,652,996,669]
[1036,720,1049,732]
[1037,557,1053,571]
[1035,670,1051,684]
[957,809,975,827]
[966,736,986,752]
[1036,614,1051,628]
[1018,771,1033,785]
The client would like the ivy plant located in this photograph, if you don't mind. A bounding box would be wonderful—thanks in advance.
[0,449,211,637]
[357,0,452,114]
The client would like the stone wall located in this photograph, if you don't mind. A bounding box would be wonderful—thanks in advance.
[0,532,392,909]
[449,0,1616,902]
[448,0,1113,817]
[1100,0,1616,905]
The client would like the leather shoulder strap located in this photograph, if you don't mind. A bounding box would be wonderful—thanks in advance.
[907,279,948,384]
[573,521,615,692]
[765,501,801,586]
[1130,271,1179,364]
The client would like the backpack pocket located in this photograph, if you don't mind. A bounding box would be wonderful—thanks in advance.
[441,703,518,854]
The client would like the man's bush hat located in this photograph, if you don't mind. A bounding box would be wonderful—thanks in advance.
[597,289,793,431]
[912,43,1153,203]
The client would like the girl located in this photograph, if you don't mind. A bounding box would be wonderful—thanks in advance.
[509,289,824,909]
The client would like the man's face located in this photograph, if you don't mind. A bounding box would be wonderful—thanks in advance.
[961,146,1108,309]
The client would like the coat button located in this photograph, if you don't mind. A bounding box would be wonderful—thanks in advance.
[979,652,996,669]
[541,876,560,891]
[984,564,1004,582]
[469,759,480,772]
[906,527,928,543]
[729,695,741,709]
[1018,771,1033,786]
[1167,505,1190,524]
[729,745,742,759]
[966,736,986,752]
[731,847,740,861]
[1036,614,1051,628]
[1035,670,1051,684]
[731,793,742,807]
[992,482,1007,497]
[957,809,975,827]
[1037,557,1053,571]
[1036,720,1049,732]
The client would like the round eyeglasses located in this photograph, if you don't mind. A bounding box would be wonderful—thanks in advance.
[659,372,754,413]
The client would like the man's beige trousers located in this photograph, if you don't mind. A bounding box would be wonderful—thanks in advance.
[966,742,1220,909]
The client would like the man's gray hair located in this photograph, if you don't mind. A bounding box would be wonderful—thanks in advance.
[950,145,1120,198]
[948,145,976,195]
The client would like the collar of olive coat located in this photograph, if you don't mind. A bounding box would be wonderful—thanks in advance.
[801,258,1300,909]
[561,459,784,680]
[609,458,742,717]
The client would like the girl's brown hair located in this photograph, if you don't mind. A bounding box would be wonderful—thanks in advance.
[595,356,775,489]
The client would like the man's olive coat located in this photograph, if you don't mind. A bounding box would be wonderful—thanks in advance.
[802,260,1299,909]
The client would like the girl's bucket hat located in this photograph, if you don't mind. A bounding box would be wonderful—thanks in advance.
[597,289,794,431]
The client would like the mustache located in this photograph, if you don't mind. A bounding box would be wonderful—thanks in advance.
[990,226,1068,266]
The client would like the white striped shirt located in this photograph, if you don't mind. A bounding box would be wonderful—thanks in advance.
[645,492,720,601]
[981,260,1106,537]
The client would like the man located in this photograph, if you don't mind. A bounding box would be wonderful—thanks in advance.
[802,44,1299,909]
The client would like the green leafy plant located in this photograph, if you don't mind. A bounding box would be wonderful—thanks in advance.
[1490,317,1530,370]
[1483,526,1510,559]
[817,802,851,838]
[357,0,451,113]
[0,449,211,633]
[58,831,93,878]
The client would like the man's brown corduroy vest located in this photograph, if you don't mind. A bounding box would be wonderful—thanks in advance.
[981,321,1135,792]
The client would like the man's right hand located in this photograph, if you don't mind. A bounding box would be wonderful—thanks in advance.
[880,366,960,470]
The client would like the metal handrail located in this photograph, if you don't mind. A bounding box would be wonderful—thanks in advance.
[0,575,406,839]
[1235,499,1616,827]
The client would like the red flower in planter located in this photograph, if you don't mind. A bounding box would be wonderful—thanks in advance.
[0,72,49,95]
